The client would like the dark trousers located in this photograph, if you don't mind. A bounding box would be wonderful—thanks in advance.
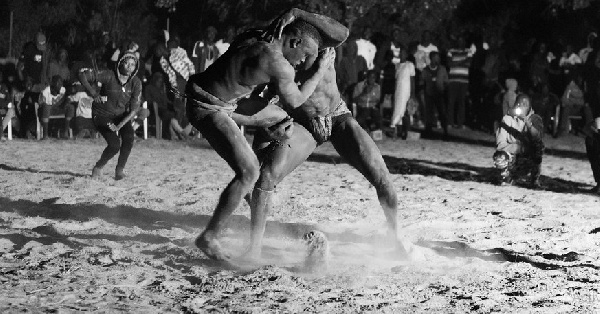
[586,132,600,184]
[447,82,468,127]
[356,106,381,131]
[93,115,135,171]
[424,91,447,131]
[559,104,593,135]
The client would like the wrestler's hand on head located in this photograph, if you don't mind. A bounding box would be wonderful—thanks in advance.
[317,48,335,73]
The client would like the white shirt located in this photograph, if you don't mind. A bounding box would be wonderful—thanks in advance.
[356,38,377,70]
[69,91,93,118]
[215,39,230,56]
[415,43,438,71]
[41,86,66,106]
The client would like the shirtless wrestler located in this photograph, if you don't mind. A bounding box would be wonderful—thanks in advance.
[245,18,405,260]
[186,8,349,261]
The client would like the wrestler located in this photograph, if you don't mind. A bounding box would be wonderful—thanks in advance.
[246,21,406,259]
[185,8,348,261]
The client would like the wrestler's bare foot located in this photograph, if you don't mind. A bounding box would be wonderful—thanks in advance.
[195,232,231,261]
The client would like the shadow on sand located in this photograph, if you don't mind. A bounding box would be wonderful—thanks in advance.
[307,153,592,194]
[0,163,87,178]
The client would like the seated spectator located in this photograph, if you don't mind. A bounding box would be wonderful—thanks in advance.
[353,70,381,131]
[557,70,593,137]
[19,77,40,139]
[144,72,189,140]
[493,94,545,188]
[38,75,68,139]
[69,89,96,138]
[585,117,600,195]
[1,70,14,141]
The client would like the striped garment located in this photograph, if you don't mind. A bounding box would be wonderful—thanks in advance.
[447,48,472,84]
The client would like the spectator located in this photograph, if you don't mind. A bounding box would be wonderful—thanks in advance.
[390,47,416,139]
[559,43,582,74]
[159,37,195,136]
[585,117,600,195]
[531,83,560,133]
[356,26,377,70]
[421,51,448,136]
[415,30,438,71]
[38,75,67,139]
[144,72,189,140]
[0,71,16,141]
[48,48,71,84]
[68,89,95,138]
[579,32,597,63]
[215,26,236,56]
[446,34,472,129]
[78,51,150,180]
[557,70,594,137]
[191,26,219,74]
[19,77,40,139]
[493,94,544,188]
[336,40,368,103]
[530,42,550,90]
[353,70,381,131]
[502,78,518,117]
[17,32,50,92]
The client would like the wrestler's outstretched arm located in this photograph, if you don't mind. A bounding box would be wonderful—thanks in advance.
[272,8,350,47]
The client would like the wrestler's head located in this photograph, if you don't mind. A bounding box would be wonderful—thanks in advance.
[281,20,323,70]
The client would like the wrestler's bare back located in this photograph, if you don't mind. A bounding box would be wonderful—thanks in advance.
[190,41,295,103]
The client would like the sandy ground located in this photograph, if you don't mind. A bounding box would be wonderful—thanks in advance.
[0,128,599,313]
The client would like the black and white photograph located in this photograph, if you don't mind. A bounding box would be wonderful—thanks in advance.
[0,0,599,312]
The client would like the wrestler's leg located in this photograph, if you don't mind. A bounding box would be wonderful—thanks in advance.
[193,111,261,260]
[246,123,317,259]
[330,117,404,252]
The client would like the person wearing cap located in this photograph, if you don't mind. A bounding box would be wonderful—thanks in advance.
[78,51,149,180]
[494,94,545,188]
[17,32,50,92]
[585,117,600,195]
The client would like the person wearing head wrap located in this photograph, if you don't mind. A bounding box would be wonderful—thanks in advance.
[78,51,149,180]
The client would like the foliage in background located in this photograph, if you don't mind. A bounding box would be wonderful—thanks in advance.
[1,0,600,58]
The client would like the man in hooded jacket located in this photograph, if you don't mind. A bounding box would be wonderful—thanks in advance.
[79,51,149,180]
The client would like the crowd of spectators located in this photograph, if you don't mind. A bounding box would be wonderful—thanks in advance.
[1,22,600,191]
[337,27,600,142]
[0,25,238,141]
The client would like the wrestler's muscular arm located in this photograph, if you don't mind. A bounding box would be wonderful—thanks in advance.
[272,47,335,108]
[273,8,350,47]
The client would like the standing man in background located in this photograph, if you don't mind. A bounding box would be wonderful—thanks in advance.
[192,26,220,74]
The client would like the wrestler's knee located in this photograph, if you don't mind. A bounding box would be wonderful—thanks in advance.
[238,159,260,187]
[256,166,283,190]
